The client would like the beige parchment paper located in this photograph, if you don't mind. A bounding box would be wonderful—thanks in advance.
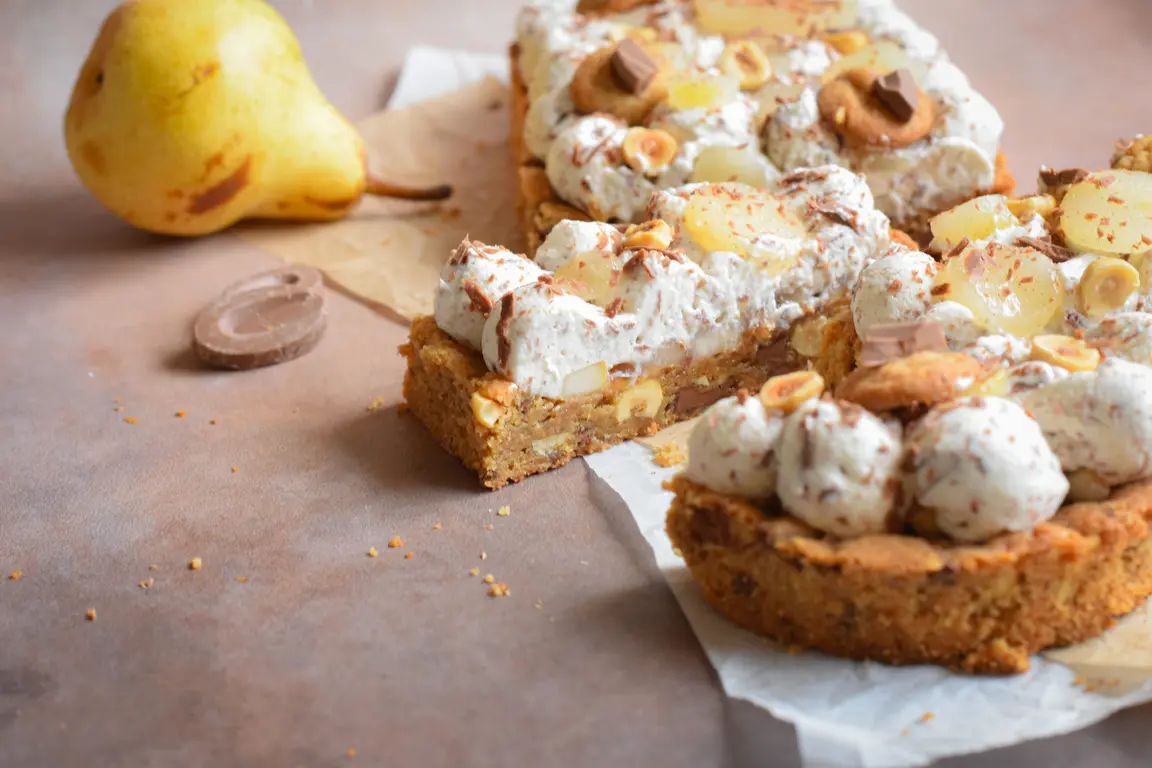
[234,76,520,323]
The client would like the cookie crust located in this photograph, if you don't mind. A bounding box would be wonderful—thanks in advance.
[665,475,1152,674]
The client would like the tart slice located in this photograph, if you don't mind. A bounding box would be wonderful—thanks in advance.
[403,167,892,488]
[667,337,1152,674]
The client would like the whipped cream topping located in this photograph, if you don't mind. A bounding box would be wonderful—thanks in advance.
[906,397,1068,543]
[435,241,546,350]
[684,392,783,499]
[433,167,893,398]
[516,0,1004,227]
[765,60,1003,226]
[775,398,905,537]
[1017,358,1152,485]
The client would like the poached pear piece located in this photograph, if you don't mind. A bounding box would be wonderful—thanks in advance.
[64,0,450,237]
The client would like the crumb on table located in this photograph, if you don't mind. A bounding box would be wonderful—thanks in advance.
[652,441,687,468]
[487,583,510,598]
[368,547,378,558]
[86,608,96,621]
[482,574,495,584]
[497,505,511,517]
[175,410,187,418]
[388,536,403,549]
[188,557,202,571]
[469,568,480,576]
[8,571,22,581]
[404,552,414,559]
[139,578,154,589]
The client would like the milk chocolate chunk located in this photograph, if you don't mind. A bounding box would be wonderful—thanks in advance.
[610,39,658,94]
[193,266,327,370]
[871,68,919,123]
[859,320,947,367]
[1038,167,1088,188]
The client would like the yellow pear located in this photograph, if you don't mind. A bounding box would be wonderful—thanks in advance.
[64,0,450,237]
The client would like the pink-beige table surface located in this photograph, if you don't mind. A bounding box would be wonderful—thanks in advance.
[2,1,1150,766]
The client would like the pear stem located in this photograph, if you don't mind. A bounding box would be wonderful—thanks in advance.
[365,174,453,202]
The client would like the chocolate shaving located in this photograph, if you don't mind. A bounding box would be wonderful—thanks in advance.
[461,279,493,315]
[448,238,477,265]
[1038,167,1088,188]
[609,361,635,375]
[941,237,971,261]
[495,293,515,370]
[812,202,859,231]
[859,320,947,368]
[871,68,919,123]
[780,168,829,187]
[623,252,657,278]
[604,297,625,318]
[610,39,658,95]
[1017,235,1075,263]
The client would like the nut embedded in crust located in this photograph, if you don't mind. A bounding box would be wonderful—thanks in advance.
[758,371,825,414]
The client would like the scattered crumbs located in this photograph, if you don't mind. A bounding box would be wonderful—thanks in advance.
[404,552,414,560]
[482,574,495,584]
[433,522,442,531]
[113,406,124,413]
[368,547,379,558]
[86,608,97,622]
[139,578,154,589]
[175,410,187,418]
[388,536,403,549]
[652,441,686,467]
[347,748,357,759]
[483,523,494,531]
[189,557,202,571]
[114,397,122,403]
[231,466,238,474]
[149,564,159,571]
[469,568,480,576]
[209,419,218,425]
[497,506,511,517]
[366,395,386,412]
[479,551,487,560]
[672,547,683,558]
[487,583,510,598]
[8,571,23,581]
[123,416,138,424]
[919,712,935,723]
[234,576,249,583]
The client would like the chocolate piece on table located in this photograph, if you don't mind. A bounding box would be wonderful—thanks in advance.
[610,39,657,95]
[871,68,919,123]
[193,266,327,370]
[859,321,947,367]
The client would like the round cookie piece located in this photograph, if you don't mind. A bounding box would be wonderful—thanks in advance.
[817,67,935,149]
[571,43,668,126]
[836,351,984,412]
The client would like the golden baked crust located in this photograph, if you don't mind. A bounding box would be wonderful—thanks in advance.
[665,475,1152,674]
[402,314,855,489]
[836,351,984,412]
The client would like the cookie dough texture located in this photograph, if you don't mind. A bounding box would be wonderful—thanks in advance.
[666,475,1152,674]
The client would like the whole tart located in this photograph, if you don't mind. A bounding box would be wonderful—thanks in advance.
[666,475,1152,674]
